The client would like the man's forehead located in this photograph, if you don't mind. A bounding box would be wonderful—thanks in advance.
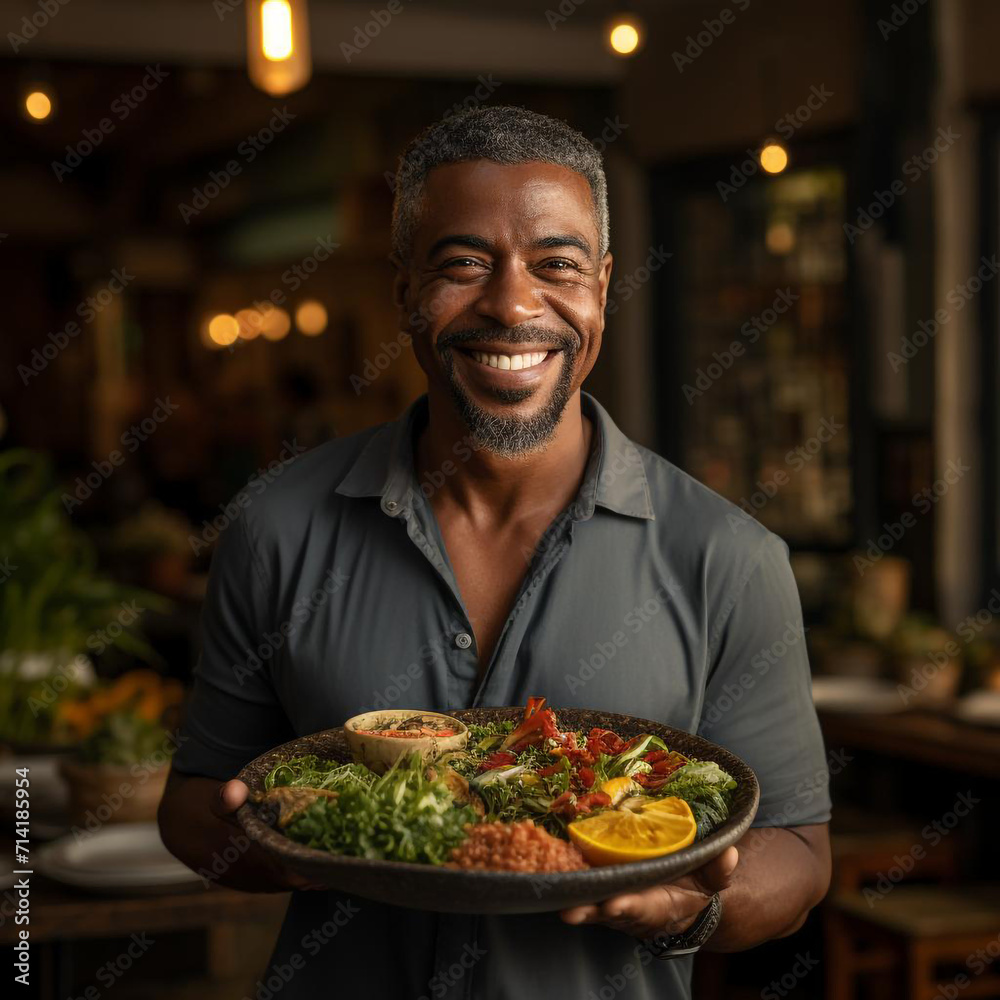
[416,160,598,247]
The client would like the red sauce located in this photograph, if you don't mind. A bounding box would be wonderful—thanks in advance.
[353,727,457,738]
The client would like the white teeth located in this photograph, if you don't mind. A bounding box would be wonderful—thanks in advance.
[470,350,549,370]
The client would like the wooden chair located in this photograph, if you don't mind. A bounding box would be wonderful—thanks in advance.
[826,885,1000,1000]
[823,818,963,1000]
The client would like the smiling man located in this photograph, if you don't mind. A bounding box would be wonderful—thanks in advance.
[159,106,831,1000]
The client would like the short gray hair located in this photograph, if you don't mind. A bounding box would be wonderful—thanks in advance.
[391,105,609,261]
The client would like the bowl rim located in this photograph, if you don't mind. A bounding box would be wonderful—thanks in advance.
[342,708,470,739]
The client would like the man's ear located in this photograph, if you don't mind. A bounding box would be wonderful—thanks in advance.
[597,252,614,315]
[390,251,410,327]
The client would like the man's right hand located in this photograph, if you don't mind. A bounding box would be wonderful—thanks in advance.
[158,768,326,893]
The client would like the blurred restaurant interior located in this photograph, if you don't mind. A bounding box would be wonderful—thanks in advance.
[2,0,1000,997]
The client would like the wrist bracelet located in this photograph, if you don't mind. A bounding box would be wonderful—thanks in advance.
[645,892,723,961]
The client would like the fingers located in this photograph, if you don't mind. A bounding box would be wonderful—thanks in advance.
[211,778,250,819]
[561,903,600,925]
[699,846,739,892]
[560,862,734,938]
[560,888,673,933]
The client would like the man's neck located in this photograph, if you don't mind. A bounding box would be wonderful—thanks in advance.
[415,390,594,525]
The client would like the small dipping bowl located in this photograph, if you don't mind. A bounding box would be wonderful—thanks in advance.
[343,709,469,773]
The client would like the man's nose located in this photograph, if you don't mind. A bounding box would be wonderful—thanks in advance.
[472,262,545,328]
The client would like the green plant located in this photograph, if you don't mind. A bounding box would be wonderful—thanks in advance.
[76,709,170,766]
[0,448,170,744]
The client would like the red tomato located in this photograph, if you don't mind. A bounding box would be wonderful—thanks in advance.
[586,728,626,758]
[549,791,577,817]
[537,762,565,778]
[575,791,612,814]
[478,751,517,772]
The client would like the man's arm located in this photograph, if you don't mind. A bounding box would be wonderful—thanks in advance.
[563,531,833,945]
[708,824,830,950]
[156,510,301,889]
[158,770,315,892]
[560,823,830,946]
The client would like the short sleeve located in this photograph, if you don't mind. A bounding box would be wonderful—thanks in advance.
[697,535,831,828]
[172,512,294,781]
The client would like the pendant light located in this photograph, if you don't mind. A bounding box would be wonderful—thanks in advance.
[246,0,312,97]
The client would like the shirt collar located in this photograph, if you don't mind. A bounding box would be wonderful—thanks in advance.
[334,392,655,522]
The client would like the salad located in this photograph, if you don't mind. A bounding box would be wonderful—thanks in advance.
[254,697,737,872]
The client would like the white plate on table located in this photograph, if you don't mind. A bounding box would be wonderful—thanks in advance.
[811,675,906,714]
[36,822,204,894]
[952,690,1000,728]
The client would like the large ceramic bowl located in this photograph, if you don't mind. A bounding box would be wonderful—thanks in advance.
[236,707,759,914]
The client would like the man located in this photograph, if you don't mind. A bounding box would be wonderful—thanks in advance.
[159,105,831,999]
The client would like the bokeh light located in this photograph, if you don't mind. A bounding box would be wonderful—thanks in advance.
[760,142,789,175]
[608,21,642,56]
[765,222,796,255]
[259,306,291,341]
[207,313,240,346]
[295,300,327,336]
[236,307,263,340]
[25,90,53,121]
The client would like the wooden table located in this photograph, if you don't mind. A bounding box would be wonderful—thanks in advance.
[818,708,1000,779]
[0,877,289,946]
[0,873,289,998]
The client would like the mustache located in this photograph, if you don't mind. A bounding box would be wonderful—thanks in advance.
[437,326,578,353]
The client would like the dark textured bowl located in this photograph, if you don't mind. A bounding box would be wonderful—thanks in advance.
[235,707,759,914]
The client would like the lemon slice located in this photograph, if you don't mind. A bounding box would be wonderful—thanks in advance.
[599,776,638,805]
[568,796,696,866]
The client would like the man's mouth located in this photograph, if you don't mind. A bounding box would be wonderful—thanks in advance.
[464,349,552,371]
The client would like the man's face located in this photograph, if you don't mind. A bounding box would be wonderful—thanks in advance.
[393,159,612,457]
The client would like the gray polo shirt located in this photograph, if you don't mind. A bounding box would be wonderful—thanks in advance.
[173,391,830,1000]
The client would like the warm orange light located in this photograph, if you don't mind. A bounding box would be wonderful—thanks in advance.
[765,222,796,255]
[247,0,311,96]
[25,90,52,121]
[259,306,291,341]
[760,143,789,175]
[295,300,327,336]
[261,1,294,60]
[608,20,642,56]
[207,314,240,346]
[236,308,263,340]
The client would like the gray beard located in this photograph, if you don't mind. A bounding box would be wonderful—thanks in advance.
[438,328,578,459]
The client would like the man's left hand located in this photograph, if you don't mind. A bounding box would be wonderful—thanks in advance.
[559,846,739,940]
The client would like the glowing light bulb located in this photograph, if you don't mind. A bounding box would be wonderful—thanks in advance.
[760,142,789,175]
[295,300,327,336]
[261,1,294,61]
[247,0,311,96]
[608,19,642,56]
[25,90,52,121]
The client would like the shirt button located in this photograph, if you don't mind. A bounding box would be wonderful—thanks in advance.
[382,498,398,513]
[455,632,473,650]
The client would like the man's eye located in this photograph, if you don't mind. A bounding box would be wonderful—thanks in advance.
[540,258,581,272]
[441,257,483,269]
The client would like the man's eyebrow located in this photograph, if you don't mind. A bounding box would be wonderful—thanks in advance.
[427,233,595,258]
[531,234,594,257]
[427,234,493,258]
